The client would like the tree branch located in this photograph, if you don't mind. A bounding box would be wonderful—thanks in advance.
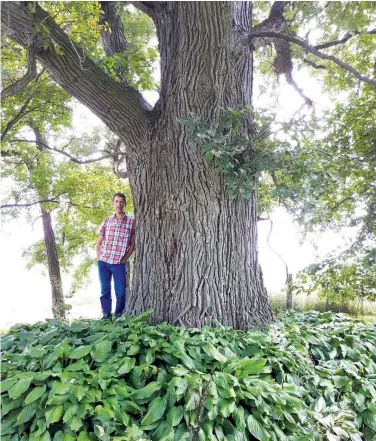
[250,2,313,105]
[315,29,376,50]
[128,2,157,18]
[8,138,124,164]
[303,58,327,70]
[1,97,32,141]
[248,31,376,88]
[1,2,151,145]
[1,199,62,209]
[1,44,37,99]
[1,195,93,210]
[266,218,290,283]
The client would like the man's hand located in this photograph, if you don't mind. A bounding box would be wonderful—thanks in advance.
[120,256,128,264]
[96,235,104,261]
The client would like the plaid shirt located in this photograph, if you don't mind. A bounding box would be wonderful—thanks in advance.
[98,213,135,264]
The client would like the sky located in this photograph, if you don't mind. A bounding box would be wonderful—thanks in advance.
[0,37,351,329]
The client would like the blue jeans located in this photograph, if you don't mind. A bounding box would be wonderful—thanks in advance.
[98,260,128,317]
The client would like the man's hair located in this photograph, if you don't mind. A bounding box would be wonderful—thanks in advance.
[112,192,126,204]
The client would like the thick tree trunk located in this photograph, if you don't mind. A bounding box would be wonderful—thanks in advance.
[41,208,66,319]
[2,1,275,329]
[126,2,273,329]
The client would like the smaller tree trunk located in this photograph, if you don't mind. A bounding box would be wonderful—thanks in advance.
[286,273,293,309]
[41,208,66,319]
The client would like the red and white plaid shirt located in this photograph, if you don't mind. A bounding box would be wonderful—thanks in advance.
[98,213,135,264]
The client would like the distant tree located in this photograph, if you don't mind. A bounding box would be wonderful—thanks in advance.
[1,71,131,318]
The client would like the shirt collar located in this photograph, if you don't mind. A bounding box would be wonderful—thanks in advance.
[112,212,127,221]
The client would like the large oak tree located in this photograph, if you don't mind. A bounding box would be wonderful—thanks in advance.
[2,1,375,329]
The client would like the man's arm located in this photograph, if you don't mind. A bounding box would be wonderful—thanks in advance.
[96,235,105,260]
[120,232,135,263]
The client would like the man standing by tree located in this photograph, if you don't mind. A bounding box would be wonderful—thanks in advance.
[96,193,135,319]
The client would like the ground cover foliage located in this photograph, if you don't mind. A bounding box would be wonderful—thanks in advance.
[1,311,376,441]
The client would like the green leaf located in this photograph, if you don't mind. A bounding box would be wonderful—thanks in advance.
[91,341,112,363]
[236,358,267,377]
[118,357,136,375]
[67,415,83,431]
[166,406,184,427]
[63,404,78,423]
[55,339,72,358]
[68,345,92,359]
[121,400,143,414]
[8,376,33,399]
[95,405,113,422]
[17,403,37,424]
[29,347,46,358]
[170,376,188,396]
[314,396,326,414]
[130,381,161,400]
[1,397,23,416]
[66,359,88,372]
[203,343,227,363]
[127,344,140,356]
[47,393,69,406]
[77,433,91,441]
[363,410,376,431]
[45,405,64,426]
[0,376,18,392]
[141,396,168,425]
[218,398,235,418]
[54,382,71,395]
[24,385,47,404]
[247,415,270,441]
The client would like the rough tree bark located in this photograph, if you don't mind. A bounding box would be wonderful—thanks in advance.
[2,1,283,329]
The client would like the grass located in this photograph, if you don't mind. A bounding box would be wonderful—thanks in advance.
[269,291,376,319]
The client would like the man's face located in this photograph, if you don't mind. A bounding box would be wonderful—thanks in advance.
[113,196,125,213]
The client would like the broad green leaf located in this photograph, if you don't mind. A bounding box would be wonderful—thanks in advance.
[118,357,136,375]
[46,405,64,426]
[127,344,140,356]
[363,410,376,431]
[170,376,188,396]
[247,415,270,441]
[29,347,46,358]
[47,393,70,406]
[55,339,72,358]
[218,398,235,418]
[203,343,227,363]
[236,358,267,378]
[314,396,326,414]
[63,404,78,423]
[141,396,168,425]
[130,381,161,400]
[54,382,71,395]
[67,415,83,431]
[95,405,114,422]
[77,433,91,441]
[121,400,143,414]
[68,345,92,359]
[24,385,47,404]
[66,359,88,372]
[166,406,184,427]
[8,376,33,399]
[1,397,23,416]
[91,341,112,363]
[17,403,36,424]
[0,376,18,392]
